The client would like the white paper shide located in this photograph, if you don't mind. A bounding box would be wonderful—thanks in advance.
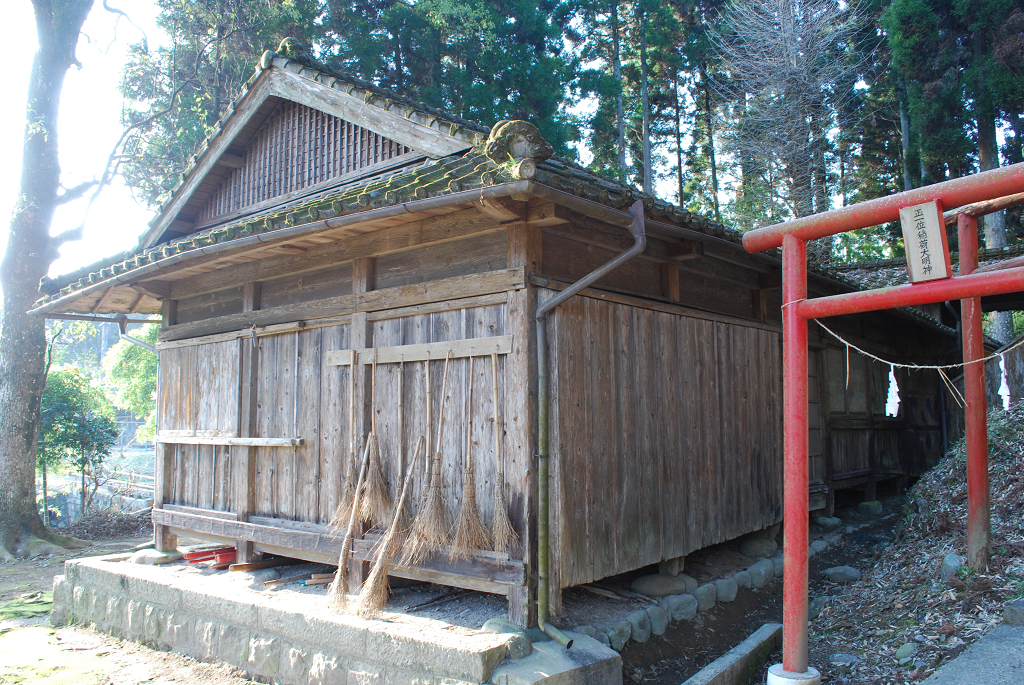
[899,200,950,283]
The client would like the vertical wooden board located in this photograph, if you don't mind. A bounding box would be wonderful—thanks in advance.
[612,302,641,569]
[401,314,430,513]
[632,306,663,567]
[254,334,285,516]
[196,443,213,510]
[588,296,616,581]
[466,304,506,530]
[318,324,351,525]
[552,296,588,587]
[697,318,722,549]
[371,318,404,507]
[430,308,465,523]
[657,310,684,559]
[504,288,532,563]
[293,328,322,522]
[214,445,232,511]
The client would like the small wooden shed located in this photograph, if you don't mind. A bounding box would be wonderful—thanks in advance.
[33,44,955,626]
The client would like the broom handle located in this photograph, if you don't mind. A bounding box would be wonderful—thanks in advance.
[373,436,425,568]
[424,360,432,485]
[397,362,404,476]
[349,349,357,468]
[491,353,502,478]
[436,351,452,445]
[370,358,377,435]
[339,434,373,575]
[466,355,474,472]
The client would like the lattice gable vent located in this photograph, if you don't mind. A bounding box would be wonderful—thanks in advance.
[196,99,413,223]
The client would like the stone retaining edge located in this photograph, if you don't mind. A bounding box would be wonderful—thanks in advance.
[682,623,783,685]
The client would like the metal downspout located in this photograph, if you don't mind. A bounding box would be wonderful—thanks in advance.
[534,200,646,648]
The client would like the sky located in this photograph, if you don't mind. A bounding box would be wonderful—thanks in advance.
[0,0,165,280]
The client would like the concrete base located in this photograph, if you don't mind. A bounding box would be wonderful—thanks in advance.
[51,554,621,685]
[683,623,782,685]
[766,664,821,685]
[923,624,1024,684]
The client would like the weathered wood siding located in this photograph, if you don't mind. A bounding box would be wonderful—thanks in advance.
[545,289,783,589]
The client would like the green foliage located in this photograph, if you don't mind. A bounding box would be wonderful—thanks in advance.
[39,368,119,477]
[102,325,159,442]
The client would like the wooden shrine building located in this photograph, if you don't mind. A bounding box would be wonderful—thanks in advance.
[32,42,956,625]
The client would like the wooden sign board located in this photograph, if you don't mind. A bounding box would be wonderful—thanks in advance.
[899,200,951,283]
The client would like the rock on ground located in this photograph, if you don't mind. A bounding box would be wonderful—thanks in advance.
[748,559,775,588]
[940,553,965,582]
[714,578,738,603]
[815,516,843,531]
[604,621,631,651]
[646,605,668,636]
[823,566,862,583]
[734,570,752,588]
[740,538,778,558]
[130,549,183,565]
[693,584,717,612]
[626,610,651,643]
[858,500,883,516]
[659,594,697,622]
[630,573,697,597]
[1005,599,1024,625]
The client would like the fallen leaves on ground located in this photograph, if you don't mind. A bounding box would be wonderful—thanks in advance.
[809,405,1024,684]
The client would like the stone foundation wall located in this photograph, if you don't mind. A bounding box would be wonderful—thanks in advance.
[51,555,515,685]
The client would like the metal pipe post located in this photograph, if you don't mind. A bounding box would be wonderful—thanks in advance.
[958,214,990,570]
[781,234,813,677]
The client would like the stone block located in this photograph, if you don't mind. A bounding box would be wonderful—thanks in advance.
[482,617,528,635]
[646,605,668,636]
[595,631,610,648]
[218,624,252,669]
[131,548,183,565]
[143,603,165,644]
[660,594,698,622]
[248,634,282,679]
[164,611,194,651]
[488,633,621,685]
[626,609,651,643]
[714,578,738,603]
[858,501,883,516]
[181,585,258,627]
[125,599,145,636]
[1004,599,1024,625]
[257,603,368,659]
[740,538,778,558]
[505,633,533,660]
[364,620,507,683]
[308,652,346,685]
[127,573,183,609]
[631,573,696,598]
[104,595,124,628]
[604,621,631,651]
[693,584,717,612]
[346,660,384,684]
[734,571,752,588]
[282,644,311,683]
[192,619,219,661]
[941,554,965,582]
[748,559,775,588]
[51,575,69,607]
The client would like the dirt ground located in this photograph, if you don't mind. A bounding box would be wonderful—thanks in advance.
[0,535,257,685]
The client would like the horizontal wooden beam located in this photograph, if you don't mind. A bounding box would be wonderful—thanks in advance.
[152,508,525,594]
[159,267,525,342]
[156,433,303,447]
[325,335,512,366]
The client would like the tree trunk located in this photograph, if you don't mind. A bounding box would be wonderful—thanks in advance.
[639,4,652,195]
[702,67,720,222]
[974,31,1012,342]
[898,78,913,192]
[0,0,95,557]
[80,453,86,517]
[674,72,684,204]
[611,1,626,171]
[42,458,48,527]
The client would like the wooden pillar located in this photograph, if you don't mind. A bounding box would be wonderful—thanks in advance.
[506,223,541,627]
[660,263,680,303]
[154,299,177,552]
[347,257,375,593]
[235,282,262,562]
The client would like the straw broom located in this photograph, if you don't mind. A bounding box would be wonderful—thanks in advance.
[327,432,373,611]
[450,355,490,561]
[490,352,518,554]
[361,359,392,527]
[329,349,359,532]
[400,351,452,565]
[357,435,425,617]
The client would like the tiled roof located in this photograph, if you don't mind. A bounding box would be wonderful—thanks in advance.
[835,244,1024,290]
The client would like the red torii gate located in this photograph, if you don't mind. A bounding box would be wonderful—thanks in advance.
[743,162,1024,684]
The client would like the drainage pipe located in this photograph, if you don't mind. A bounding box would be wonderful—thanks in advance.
[534,200,646,648]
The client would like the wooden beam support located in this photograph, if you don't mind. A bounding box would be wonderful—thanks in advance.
[219,152,245,169]
[325,335,512,366]
[478,197,527,222]
[661,264,681,303]
[158,267,526,342]
[666,240,704,261]
[156,434,303,447]
[526,201,570,227]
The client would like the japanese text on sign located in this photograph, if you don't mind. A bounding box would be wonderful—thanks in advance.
[899,200,950,283]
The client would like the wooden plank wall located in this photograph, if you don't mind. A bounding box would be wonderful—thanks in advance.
[157,341,241,510]
[546,288,784,590]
